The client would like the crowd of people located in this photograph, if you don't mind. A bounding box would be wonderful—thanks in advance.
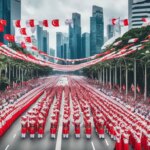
[1,75,150,150]
[0,78,48,109]
[86,78,150,120]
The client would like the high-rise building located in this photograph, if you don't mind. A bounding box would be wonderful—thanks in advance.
[36,25,43,50]
[107,24,114,40]
[56,32,69,59]
[50,48,55,63]
[128,0,134,29]
[11,0,21,34]
[82,33,90,58]
[34,26,49,54]
[56,32,63,58]
[0,0,21,43]
[69,13,81,59]
[129,0,150,29]
[90,5,104,56]
[42,30,49,54]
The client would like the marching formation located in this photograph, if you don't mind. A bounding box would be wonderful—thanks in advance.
[1,76,150,150]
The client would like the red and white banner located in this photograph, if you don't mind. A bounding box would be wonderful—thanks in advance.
[128,38,138,43]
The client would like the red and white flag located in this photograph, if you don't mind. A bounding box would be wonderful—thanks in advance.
[51,19,59,27]
[39,20,49,27]
[112,18,117,25]
[26,19,38,27]
[4,34,15,42]
[20,42,27,49]
[0,24,4,32]
[120,19,129,26]
[24,36,32,43]
[128,38,138,43]
[14,20,21,28]
[20,28,27,35]
[0,19,7,26]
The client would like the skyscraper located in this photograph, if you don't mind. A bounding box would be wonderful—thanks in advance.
[90,5,104,56]
[128,0,134,29]
[69,13,81,59]
[129,0,150,29]
[36,25,43,50]
[56,32,69,59]
[33,26,49,54]
[0,0,21,43]
[82,33,90,58]
[42,30,49,54]
[56,32,63,58]
[11,0,21,34]
[107,24,114,40]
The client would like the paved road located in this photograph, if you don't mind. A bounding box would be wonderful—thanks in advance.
[0,85,134,150]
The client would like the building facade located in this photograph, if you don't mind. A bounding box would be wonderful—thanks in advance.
[69,13,81,59]
[90,5,104,56]
[107,24,114,40]
[0,0,21,43]
[129,0,150,28]
[42,30,49,54]
[82,33,90,58]
[56,32,63,58]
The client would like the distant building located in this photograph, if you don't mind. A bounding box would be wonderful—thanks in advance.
[42,30,49,54]
[90,5,104,56]
[56,32,63,58]
[50,48,55,63]
[107,24,114,40]
[69,13,81,59]
[34,25,49,53]
[0,0,21,43]
[82,33,90,58]
[36,25,43,50]
[128,0,134,29]
[56,32,69,59]
[129,0,150,29]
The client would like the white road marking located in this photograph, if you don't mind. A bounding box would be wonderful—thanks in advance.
[5,145,10,150]
[13,134,16,138]
[105,139,109,146]
[55,91,65,150]
[91,141,96,150]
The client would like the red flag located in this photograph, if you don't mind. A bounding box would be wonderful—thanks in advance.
[121,19,129,26]
[20,28,27,35]
[25,36,32,43]
[52,19,59,27]
[31,46,38,51]
[43,20,49,27]
[28,19,35,27]
[15,20,21,28]
[21,42,27,49]
[112,18,117,25]
[0,19,7,26]
[4,34,15,42]
[0,24,4,32]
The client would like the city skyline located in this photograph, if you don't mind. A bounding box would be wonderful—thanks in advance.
[22,0,128,50]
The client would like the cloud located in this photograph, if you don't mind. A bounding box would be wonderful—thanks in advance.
[22,0,128,49]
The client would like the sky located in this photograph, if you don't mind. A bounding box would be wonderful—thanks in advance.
[22,0,128,50]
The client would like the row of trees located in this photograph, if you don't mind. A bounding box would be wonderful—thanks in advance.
[0,44,52,91]
[83,26,150,100]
